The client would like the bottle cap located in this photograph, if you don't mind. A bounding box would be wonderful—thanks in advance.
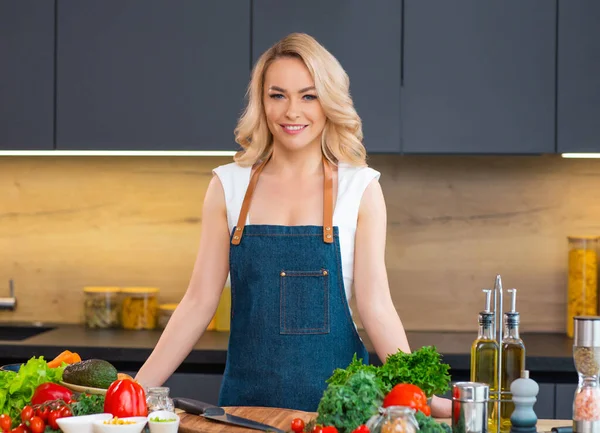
[574,316,600,347]
[452,382,489,402]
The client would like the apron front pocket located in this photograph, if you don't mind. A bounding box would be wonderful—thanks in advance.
[280,269,330,335]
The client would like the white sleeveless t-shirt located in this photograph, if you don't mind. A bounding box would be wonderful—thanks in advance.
[212,162,381,304]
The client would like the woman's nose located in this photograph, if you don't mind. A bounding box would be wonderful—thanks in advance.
[285,99,300,119]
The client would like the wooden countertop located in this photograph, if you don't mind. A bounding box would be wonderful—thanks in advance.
[177,407,571,433]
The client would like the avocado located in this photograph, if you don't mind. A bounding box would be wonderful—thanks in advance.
[62,359,118,389]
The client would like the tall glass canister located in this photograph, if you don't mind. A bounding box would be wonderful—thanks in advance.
[567,237,599,338]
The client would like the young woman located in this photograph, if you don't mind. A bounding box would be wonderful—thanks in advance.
[135,32,451,417]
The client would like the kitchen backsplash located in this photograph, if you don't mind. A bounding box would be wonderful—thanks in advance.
[1,154,599,332]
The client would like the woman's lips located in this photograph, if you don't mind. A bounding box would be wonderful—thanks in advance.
[280,124,308,135]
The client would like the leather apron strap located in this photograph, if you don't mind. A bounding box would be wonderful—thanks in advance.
[231,154,334,245]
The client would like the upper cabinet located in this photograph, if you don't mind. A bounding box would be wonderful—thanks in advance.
[56,1,250,151]
[0,1,54,150]
[557,1,600,153]
[401,0,556,154]
[252,0,402,154]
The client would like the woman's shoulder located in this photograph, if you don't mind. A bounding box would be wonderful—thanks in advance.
[337,162,381,183]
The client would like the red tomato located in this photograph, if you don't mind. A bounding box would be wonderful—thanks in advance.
[20,406,33,423]
[29,416,45,433]
[60,406,72,418]
[383,383,429,414]
[47,410,61,430]
[31,383,73,406]
[352,425,370,433]
[34,406,49,423]
[322,427,339,433]
[104,379,147,418]
[0,414,11,431]
[312,425,323,433]
[291,418,305,433]
[10,425,26,433]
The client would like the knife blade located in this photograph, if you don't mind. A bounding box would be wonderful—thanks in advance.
[173,397,286,433]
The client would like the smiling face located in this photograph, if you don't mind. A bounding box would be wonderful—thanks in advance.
[263,56,327,153]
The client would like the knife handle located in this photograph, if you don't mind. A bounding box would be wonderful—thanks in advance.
[172,397,219,415]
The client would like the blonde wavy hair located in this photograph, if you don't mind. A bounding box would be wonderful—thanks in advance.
[233,33,367,167]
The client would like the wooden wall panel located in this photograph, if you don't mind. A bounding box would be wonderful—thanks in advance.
[1,155,599,332]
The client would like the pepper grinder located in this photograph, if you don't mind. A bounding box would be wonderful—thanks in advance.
[509,370,539,433]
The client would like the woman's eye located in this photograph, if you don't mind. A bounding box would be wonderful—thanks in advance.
[269,93,284,100]
[303,94,317,101]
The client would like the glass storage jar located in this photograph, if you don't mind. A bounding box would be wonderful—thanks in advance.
[366,406,419,433]
[121,287,159,330]
[83,287,121,329]
[146,386,174,412]
[567,236,599,338]
[158,303,177,329]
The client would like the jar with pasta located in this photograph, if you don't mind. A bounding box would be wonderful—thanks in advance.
[567,236,599,338]
[83,287,121,328]
[121,287,159,330]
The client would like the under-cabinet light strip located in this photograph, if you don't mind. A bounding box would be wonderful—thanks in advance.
[562,153,600,158]
[0,150,237,156]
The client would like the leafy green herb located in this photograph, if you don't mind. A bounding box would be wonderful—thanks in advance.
[71,393,106,416]
[326,346,451,398]
[316,370,384,433]
[0,356,66,423]
[414,409,452,433]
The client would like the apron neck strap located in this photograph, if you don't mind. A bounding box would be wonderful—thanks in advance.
[231,154,335,246]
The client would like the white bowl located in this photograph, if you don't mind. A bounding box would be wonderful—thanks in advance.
[56,413,113,433]
[92,416,148,433]
[147,410,180,433]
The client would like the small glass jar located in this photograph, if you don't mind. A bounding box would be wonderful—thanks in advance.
[366,406,419,433]
[83,287,121,329]
[158,303,178,329]
[567,236,599,338]
[146,386,174,412]
[121,287,159,330]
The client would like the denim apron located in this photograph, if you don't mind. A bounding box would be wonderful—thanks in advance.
[218,155,369,411]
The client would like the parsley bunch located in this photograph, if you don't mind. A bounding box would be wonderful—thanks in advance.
[326,346,451,398]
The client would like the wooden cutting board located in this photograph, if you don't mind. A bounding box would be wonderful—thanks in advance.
[178,408,570,433]
[178,406,316,433]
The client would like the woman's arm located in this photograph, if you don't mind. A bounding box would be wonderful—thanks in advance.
[135,174,231,388]
[353,179,451,418]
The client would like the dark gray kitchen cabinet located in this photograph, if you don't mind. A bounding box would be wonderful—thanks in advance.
[0,1,54,150]
[401,0,556,154]
[56,1,250,151]
[555,384,577,419]
[534,383,555,420]
[252,0,401,153]
[557,1,600,153]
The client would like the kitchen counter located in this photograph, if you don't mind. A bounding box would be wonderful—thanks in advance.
[0,324,578,381]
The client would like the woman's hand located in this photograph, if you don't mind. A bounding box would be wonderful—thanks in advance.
[430,395,452,418]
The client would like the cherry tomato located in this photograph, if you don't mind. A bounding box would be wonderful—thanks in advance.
[322,427,339,433]
[291,418,305,433]
[20,406,33,423]
[47,410,61,430]
[28,416,44,433]
[0,414,11,431]
[312,425,323,433]
[10,425,26,433]
[351,426,370,433]
[60,406,72,418]
[34,406,49,423]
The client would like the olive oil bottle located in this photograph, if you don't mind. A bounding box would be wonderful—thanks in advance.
[471,289,499,433]
[500,289,525,433]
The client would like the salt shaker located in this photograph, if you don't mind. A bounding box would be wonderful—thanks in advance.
[509,370,539,433]
[452,382,490,433]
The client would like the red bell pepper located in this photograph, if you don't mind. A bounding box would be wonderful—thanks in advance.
[383,383,431,416]
[31,382,73,405]
[104,379,148,418]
